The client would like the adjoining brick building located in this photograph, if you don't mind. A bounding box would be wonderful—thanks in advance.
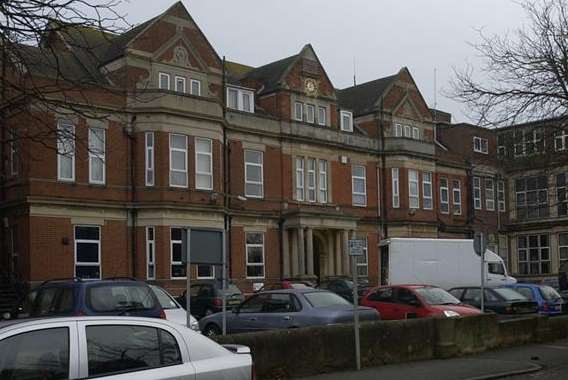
[1,2,567,293]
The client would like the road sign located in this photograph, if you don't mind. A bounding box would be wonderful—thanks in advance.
[349,238,366,256]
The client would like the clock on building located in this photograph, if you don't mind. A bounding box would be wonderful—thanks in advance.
[304,78,318,96]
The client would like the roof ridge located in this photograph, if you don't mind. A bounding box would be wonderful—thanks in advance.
[339,74,397,92]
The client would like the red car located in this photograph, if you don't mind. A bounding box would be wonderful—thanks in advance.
[361,285,481,320]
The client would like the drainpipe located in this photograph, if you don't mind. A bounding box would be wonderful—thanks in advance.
[377,97,388,239]
[0,33,7,277]
[128,115,138,277]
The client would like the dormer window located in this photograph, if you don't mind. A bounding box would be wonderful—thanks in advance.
[473,136,489,154]
[159,72,170,90]
[340,111,353,132]
[227,87,254,113]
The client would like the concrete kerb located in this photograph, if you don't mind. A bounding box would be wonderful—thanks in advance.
[464,362,543,380]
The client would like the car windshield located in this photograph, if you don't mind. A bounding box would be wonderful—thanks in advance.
[494,288,527,301]
[87,285,156,312]
[150,285,178,310]
[540,286,562,301]
[414,287,460,305]
[219,283,242,296]
[304,291,352,307]
[488,262,505,275]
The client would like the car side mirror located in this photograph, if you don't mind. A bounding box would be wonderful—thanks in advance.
[2,312,11,320]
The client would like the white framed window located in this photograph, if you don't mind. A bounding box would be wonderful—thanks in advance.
[473,136,489,154]
[412,127,420,140]
[318,106,327,126]
[554,130,568,151]
[356,237,368,277]
[485,178,495,211]
[404,125,411,138]
[408,169,420,209]
[195,137,213,190]
[190,79,201,96]
[473,177,482,210]
[306,104,315,124]
[517,234,551,275]
[246,232,265,279]
[318,159,328,203]
[159,72,170,90]
[145,132,155,186]
[352,165,367,206]
[394,123,403,137]
[440,177,449,214]
[146,226,156,280]
[171,227,186,279]
[498,180,506,212]
[294,102,303,121]
[57,121,75,182]
[295,157,305,201]
[197,265,215,279]
[452,179,462,215]
[515,176,549,220]
[340,111,353,132]
[226,87,254,113]
[307,158,316,202]
[244,150,263,198]
[169,133,188,188]
[75,225,101,279]
[9,129,18,176]
[423,172,433,210]
[557,173,567,216]
[88,128,105,185]
[392,168,400,208]
[174,76,186,93]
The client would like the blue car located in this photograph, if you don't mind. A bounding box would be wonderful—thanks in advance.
[5,278,164,320]
[504,283,564,316]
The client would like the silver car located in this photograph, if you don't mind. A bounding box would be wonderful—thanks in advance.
[150,285,200,332]
[0,316,253,379]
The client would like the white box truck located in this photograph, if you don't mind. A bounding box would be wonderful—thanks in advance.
[378,238,517,290]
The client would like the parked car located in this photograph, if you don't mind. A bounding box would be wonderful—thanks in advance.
[149,285,199,331]
[361,285,482,320]
[503,283,565,316]
[256,280,314,292]
[4,278,164,320]
[448,286,538,316]
[199,288,380,336]
[318,278,370,303]
[176,280,245,319]
[0,316,254,379]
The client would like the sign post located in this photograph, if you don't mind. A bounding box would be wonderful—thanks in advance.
[473,232,487,313]
[348,238,365,371]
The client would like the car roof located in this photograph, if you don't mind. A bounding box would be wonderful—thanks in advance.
[260,288,327,295]
[376,284,435,290]
[507,283,541,289]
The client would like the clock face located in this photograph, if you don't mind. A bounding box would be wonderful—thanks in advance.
[305,79,317,95]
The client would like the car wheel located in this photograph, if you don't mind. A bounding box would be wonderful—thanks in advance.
[203,323,221,337]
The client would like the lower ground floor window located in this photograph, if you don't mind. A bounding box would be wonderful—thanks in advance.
[246,232,265,279]
[356,237,369,277]
[197,265,215,279]
[75,226,101,279]
[517,234,550,275]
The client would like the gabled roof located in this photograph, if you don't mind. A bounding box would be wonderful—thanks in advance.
[336,74,397,116]
[238,53,299,94]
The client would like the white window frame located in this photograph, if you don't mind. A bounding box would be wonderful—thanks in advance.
[190,79,201,96]
[307,158,317,202]
[244,150,264,198]
[195,137,213,191]
[423,171,433,210]
[170,227,186,280]
[57,121,75,182]
[392,168,400,208]
[318,106,327,126]
[159,72,170,90]
[352,164,367,207]
[174,76,186,93]
[485,177,495,211]
[227,87,239,109]
[412,127,420,140]
[88,127,106,185]
[294,101,304,121]
[440,177,449,214]
[295,157,305,201]
[318,159,328,203]
[394,123,403,137]
[74,225,101,280]
[197,265,215,280]
[146,226,156,280]
[306,104,316,124]
[356,237,369,277]
[169,133,188,188]
[404,125,411,138]
[246,232,265,280]
[145,132,155,187]
[473,136,489,154]
[473,177,482,210]
[340,111,353,132]
[408,169,420,209]
[452,179,462,215]
[498,180,506,212]
[226,87,254,113]
[555,130,568,151]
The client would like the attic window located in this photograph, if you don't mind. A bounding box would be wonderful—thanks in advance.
[227,87,254,113]
[302,59,319,76]
[473,136,488,154]
[340,111,353,132]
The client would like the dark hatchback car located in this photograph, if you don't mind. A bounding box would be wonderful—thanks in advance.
[449,287,538,316]
[4,278,164,320]
[177,280,244,319]
[318,278,370,303]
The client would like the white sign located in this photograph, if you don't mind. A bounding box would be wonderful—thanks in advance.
[348,239,365,256]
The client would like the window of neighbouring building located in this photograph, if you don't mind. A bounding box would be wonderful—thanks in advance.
[352,164,367,206]
[473,177,482,210]
[246,232,265,279]
[473,136,489,154]
[145,132,155,186]
[392,168,400,208]
[195,137,213,191]
[497,134,506,157]
[517,234,551,275]
[226,87,254,113]
[319,160,328,203]
[174,76,186,93]
[9,128,18,176]
[318,106,327,126]
[498,180,506,212]
[340,111,353,132]
[423,172,433,210]
[555,129,568,152]
[197,265,215,279]
[169,134,188,188]
[146,226,155,280]
[515,129,545,157]
[75,226,101,279]
[190,79,201,96]
[485,178,495,211]
[159,72,170,90]
[171,227,186,279]
[244,150,263,198]
[295,157,305,201]
[557,173,568,216]
[57,120,75,182]
[408,169,420,209]
[515,176,548,220]
[356,237,368,277]
[440,177,449,214]
[452,180,462,215]
[560,233,568,271]
[307,158,317,202]
[88,128,106,185]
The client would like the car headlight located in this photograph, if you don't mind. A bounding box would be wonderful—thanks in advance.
[443,310,460,318]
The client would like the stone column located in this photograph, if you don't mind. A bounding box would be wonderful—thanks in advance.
[298,227,306,276]
[291,229,299,277]
[327,231,335,276]
[282,228,290,279]
[342,230,351,276]
[335,231,342,275]
[306,228,314,276]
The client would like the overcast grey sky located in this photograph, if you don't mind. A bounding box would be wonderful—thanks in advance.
[117,0,528,123]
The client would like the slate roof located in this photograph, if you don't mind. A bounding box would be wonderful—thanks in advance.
[336,75,397,116]
[235,54,299,94]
